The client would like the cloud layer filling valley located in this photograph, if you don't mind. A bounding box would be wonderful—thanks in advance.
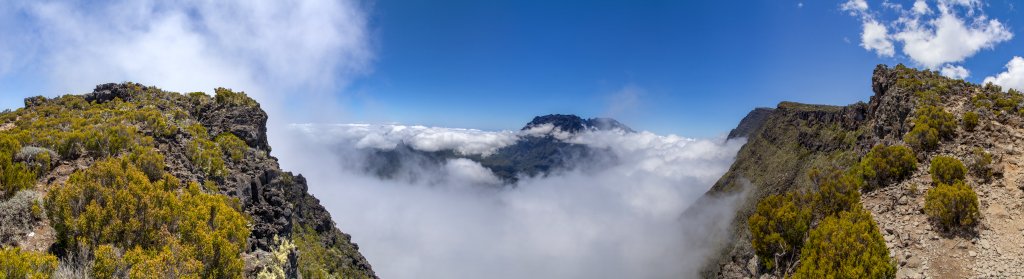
[279,124,747,279]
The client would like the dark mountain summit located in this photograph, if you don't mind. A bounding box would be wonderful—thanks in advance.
[357,114,625,183]
[523,114,635,133]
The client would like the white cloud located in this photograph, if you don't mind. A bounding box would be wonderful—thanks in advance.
[893,8,1012,68]
[844,0,1013,69]
[913,0,932,15]
[280,124,747,279]
[984,56,1024,92]
[842,0,870,15]
[1,0,372,124]
[293,124,520,156]
[940,64,970,79]
[862,20,896,57]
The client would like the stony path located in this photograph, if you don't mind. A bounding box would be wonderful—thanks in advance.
[863,119,1024,279]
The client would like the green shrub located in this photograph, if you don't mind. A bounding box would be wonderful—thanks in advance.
[925,181,980,231]
[856,145,917,191]
[215,133,248,163]
[930,156,967,185]
[962,111,979,131]
[905,105,956,153]
[791,208,895,279]
[0,247,58,279]
[256,236,297,279]
[969,147,993,181]
[0,190,42,244]
[127,146,166,182]
[186,125,226,177]
[214,88,258,107]
[810,168,862,218]
[187,138,226,178]
[294,225,373,279]
[46,156,248,278]
[0,136,37,200]
[904,123,939,152]
[748,192,813,271]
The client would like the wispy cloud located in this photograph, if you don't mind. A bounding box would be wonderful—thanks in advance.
[841,0,1012,73]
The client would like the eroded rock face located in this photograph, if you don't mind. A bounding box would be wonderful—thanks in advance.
[57,84,377,278]
[728,107,774,140]
[196,100,271,152]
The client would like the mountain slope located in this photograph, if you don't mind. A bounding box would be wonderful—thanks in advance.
[0,83,375,278]
[700,64,1023,278]
[359,114,630,183]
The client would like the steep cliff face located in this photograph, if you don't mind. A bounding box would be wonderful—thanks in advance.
[0,83,375,278]
[698,64,995,278]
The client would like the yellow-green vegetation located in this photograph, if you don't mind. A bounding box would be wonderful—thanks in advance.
[791,208,896,279]
[46,156,249,278]
[256,236,297,279]
[811,169,862,218]
[925,181,980,231]
[748,192,813,271]
[294,225,373,279]
[854,144,917,191]
[186,124,227,177]
[216,133,249,163]
[930,155,967,185]
[905,105,956,152]
[214,88,259,107]
[969,147,993,181]
[0,247,58,279]
[962,111,979,131]
[0,135,36,200]
[971,87,1024,116]
[904,124,939,152]
[4,93,174,160]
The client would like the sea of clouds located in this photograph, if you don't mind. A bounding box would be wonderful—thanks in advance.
[278,123,748,279]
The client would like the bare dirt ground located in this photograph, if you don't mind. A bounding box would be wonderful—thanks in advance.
[864,118,1024,278]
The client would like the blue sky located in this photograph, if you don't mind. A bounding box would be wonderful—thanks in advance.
[1,0,1022,138]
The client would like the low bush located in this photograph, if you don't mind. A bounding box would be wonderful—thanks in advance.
[811,169,862,218]
[962,111,979,131]
[748,192,813,271]
[46,156,248,278]
[791,208,895,279]
[0,190,42,245]
[216,133,248,163]
[930,156,967,185]
[214,88,258,107]
[904,123,939,152]
[127,146,166,182]
[925,181,980,231]
[0,136,36,200]
[0,247,58,279]
[969,147,993,181]
[856,144,917,191]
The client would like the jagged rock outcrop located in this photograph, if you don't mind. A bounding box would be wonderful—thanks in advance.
[699,64,1024,278]
[727,108,773,140]
[697,65,936,278]
[1,83,376,278]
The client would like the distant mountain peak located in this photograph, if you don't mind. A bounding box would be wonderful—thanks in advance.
[522,114,634,134]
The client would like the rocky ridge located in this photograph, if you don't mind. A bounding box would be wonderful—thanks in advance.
[701,64,1020,278]
[2,83,375,278]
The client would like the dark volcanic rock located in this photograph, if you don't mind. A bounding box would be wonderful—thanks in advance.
[697,65,918,278]
[523,114,635,133]
[73,83,377,278]
[727,107,774,139]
